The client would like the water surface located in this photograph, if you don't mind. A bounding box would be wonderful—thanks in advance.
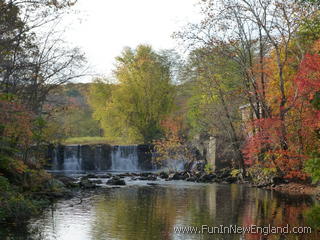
[2,181,319,240]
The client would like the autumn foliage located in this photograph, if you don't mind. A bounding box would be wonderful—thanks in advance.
[153,116,194,170]
[242,44,320,179]
[0,94,33,176]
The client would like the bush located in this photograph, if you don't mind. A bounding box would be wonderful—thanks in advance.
[0,194,38,224]
[204,163,214,174]
[247,165,278,185]
[304,154,320,184]
[305,205,320,230]
[0,176,10,192]
[231,169,240,178]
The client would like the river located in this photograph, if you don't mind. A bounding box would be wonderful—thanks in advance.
[3,178,319,240]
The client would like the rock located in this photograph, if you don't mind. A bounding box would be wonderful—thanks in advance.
[112,176,121,181]
[80,179,96,189]
[98,174,112,178]
[159,172,169,179]
[272,176,285,185]
[91,179,102,184]
[190,160,206,172]
[106,177,126,185]
[44,178,66,191]
[139,172,153,177]
[138,177,148,180]
[86,174,97,178]
[118,173,132,178]
[186,177,197,182]
[168,172,184,180]
[147,183,158,186]
[215,168,231,179]
[198,173,215,183]
[225,176,237,184]
[148,175,157,181]
[139,175,157,181]
[53,175,77,188]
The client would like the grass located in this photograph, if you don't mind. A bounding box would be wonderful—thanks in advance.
[63,136,111,145]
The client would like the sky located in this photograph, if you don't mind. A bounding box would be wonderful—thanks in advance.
[62,0,202,82]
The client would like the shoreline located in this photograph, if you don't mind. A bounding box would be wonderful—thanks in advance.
[52,171,320,200]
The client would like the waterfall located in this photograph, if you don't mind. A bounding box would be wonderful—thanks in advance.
[49,144,154,172]
[52,148,58,170]
[111,145,139,171]
[63,145,82,171]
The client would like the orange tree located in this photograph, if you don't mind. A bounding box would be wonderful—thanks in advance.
[243,40,320,179]
[153,116,194,171]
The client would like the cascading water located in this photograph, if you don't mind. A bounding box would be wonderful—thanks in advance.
[63,145,82,171]
[52,148,58,170]
[49,144,155,172]
[111,145,139,171]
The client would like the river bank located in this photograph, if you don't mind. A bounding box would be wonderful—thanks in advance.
[51,168,320,199]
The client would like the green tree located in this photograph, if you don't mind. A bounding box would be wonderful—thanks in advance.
[182,47,245,169]
[88,45,175,143]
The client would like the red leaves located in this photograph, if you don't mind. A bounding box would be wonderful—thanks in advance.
[0,95,33,145]
[242,52,320,180]
[295,53,320,98]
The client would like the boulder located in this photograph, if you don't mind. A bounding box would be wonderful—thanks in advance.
[106,176,126,185]
[138,175,157,181]
[86,173,97,178]
[53,175,77,188]
[44,178,66,191]
[198,173,216,183]
[159,172,169,179]
[91,179,103,184]
[80,179,96,189]
[225,176,237,184]
[271,176,285,185]
[168,172,186,180]
[186,177,197,182]
[98,174,112,178]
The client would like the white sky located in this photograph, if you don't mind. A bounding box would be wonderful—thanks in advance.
[63,0,202,82]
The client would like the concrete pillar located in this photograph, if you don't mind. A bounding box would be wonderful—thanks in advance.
[207,136,216,170]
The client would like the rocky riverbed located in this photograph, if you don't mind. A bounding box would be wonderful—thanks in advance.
[50,168,320,200]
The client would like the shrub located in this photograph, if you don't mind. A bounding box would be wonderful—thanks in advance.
[0,176,10,192]
[231,169,240,178]
[304,153,320,184]
[247,165,278,185]
[305,205,320,231]
[0,192,38,223]
[204,163,214,174]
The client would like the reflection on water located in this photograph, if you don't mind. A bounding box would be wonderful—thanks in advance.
[2,182,320,240]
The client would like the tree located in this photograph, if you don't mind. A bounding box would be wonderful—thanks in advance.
[175,0,319,177]
[153,116,193,171]
[88,45,175,143]
[182,47,246,170]
[0,0,85,114]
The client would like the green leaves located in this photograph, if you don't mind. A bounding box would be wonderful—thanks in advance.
[88,45,175,144]
[304,153,320,183]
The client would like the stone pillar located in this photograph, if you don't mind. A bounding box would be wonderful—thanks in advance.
[207,136,216,171]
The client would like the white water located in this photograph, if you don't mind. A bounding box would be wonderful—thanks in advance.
[52,148,58,170]
[111,145,139,171]
[63,145,82,171]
